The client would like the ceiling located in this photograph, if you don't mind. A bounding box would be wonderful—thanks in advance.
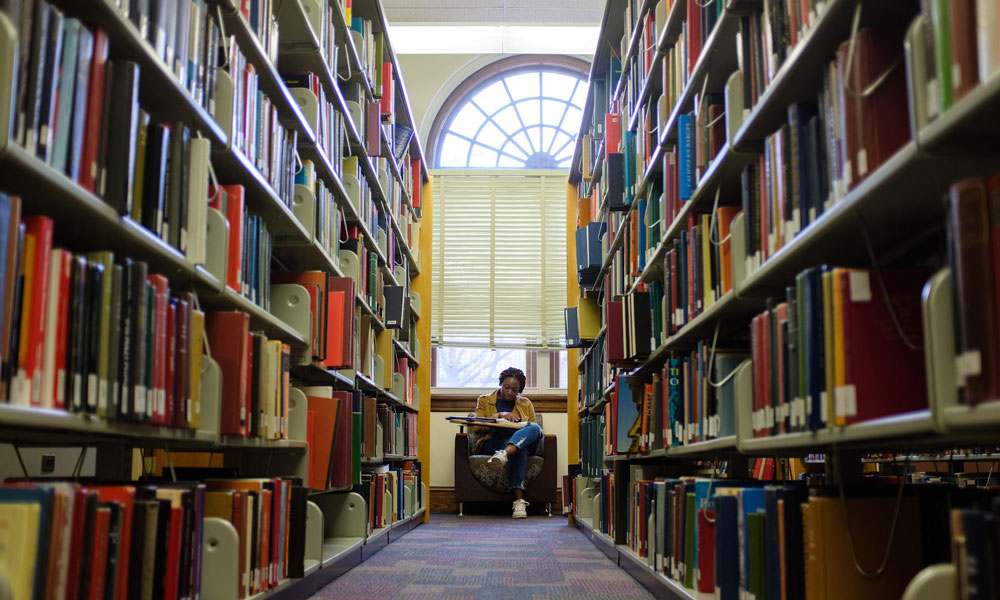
[382,0,606,24]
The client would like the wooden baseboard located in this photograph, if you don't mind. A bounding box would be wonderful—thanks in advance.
[430,485,563,514]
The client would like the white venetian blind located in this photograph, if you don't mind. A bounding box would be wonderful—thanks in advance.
[432,170,567,348]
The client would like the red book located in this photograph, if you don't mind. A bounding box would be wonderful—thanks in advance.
[605,113,621,156]
[221,185,246,293]
[163,506,183,600]
[329,391,354,488]
[53,250,72,409]
[65,488,91,600]
[245,331,254,438]
[697,509,716,593]
[774,303,788,434]
[272,271,328,360]
[837,27,907,192]
[686,0,702,75]
[80,29,109,191]
[148,274,169,424]
[380,62,393,116]
[605,300,625,364]
[165,300,176,428]
[949,0,979,102]
[88,506,111,600]
[411,158,421,208]
[326,277,356,369]
[987,175,1000,388]
[20,215,54,407]
[841,268,929,423]
[260,489,272,590]
[91,486,136,600]
[205,311,251,436]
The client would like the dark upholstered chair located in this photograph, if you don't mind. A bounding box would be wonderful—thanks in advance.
[454,413,558,515]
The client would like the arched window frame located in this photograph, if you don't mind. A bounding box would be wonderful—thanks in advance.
[427,55,591,169]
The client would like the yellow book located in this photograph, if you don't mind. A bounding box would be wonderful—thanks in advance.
[15,231,35,406]
[131,110,150,223]
[832,268,847,426]
[700,214,713,309]
[821,270,835,428]
[0,502,41,599]
[189,309,205,430]
[258,338,277,439]
[577,295,602,339]
[582,134,592,181]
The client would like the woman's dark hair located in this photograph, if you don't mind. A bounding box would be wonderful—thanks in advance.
[499,367,526,393]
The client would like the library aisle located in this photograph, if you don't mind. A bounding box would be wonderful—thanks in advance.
[311,514,655,600]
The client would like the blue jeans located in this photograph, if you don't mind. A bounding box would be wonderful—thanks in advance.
[481,422,543,490]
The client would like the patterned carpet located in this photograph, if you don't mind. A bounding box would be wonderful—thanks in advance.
[311,514,655,600]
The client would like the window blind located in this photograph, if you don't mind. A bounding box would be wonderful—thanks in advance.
[431,170,567,348]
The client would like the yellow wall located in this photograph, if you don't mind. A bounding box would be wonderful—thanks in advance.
[415,177,434,522]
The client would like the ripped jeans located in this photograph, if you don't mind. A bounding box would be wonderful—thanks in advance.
[481,422,543,490]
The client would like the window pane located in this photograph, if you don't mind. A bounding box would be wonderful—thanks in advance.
[559,106,583,132]
[541,126,555,155]
[515,99,542,128]
[500,140,528,160]
[542,99,567,127]
[468,144,499,167]
[511,130,535,155]
[542,71,577,101]
[571,83,587,109]
[439,134,472,167]
[449,102,486,138]
[557,351,567,388]
[471,81,508,115]
[498,154,524,167]
[434,346,528,388]
[476,120,507,149]
[504,72,540,101]
[493,105,522,136]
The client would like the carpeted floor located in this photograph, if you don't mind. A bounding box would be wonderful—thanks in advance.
[311,514,655,600]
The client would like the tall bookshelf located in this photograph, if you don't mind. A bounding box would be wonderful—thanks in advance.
[567,0,1000,599]
[0,0,431,597]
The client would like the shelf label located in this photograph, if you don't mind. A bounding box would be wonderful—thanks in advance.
[820,390,828,424]
[849,271,872,302]
[956,351,983,383]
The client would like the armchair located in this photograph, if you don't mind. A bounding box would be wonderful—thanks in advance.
[454,413,558,516]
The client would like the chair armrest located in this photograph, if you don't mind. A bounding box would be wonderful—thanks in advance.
[455,433,471,460]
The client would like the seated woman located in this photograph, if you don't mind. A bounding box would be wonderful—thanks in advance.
[472,366,543,519]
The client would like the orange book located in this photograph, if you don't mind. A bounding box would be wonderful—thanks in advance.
[306,394,341,490]
[205,311,251,436]
[88,506,111,600]
[271,271,328,360]
[325,277,355,369]
[717,205,740,293]
[18,215,54,406]
[163,506,183,600]
[221,185,246,293]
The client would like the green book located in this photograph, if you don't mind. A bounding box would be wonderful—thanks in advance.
[930,0,953,111]
[683,491,696,589]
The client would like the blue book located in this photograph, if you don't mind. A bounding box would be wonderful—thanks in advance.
[804,267,825,429]
[738,487,766,595]
[68,26,94,182]
[787,102,815,236]
[51,18,80,173]
[716,354,745,437]
[615,373,638,454]
[715,494,740,600]
[637,198,647,271]
[764,486,784,600]
[667,358,682,446]
[678,113,694,199]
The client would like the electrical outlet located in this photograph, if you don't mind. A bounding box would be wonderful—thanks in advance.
[41,454,55,474]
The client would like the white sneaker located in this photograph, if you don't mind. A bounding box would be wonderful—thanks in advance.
[487,450,508,469]
[512,499,529,519]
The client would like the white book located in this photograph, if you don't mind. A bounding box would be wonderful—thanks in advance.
[186,136,211,266]
[40,248,63,408]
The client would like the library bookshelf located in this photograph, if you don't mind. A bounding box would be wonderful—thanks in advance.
[0,0,431,598]
[566,1,1000,599]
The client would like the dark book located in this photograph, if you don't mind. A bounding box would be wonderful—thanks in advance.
[85,260,105,413]
[384,285,405,329]
[35,4,62,162]
[103,60,140,214]
[605,153,624,210]
[66,255,87,412]
[165,122,190,252]
[128,260,149,420]
[102,501,123,600]
[129,0,149,40]
[107,264,123,420]
[143,123,170,236]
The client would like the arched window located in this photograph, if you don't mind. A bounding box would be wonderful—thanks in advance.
[430,56,590,169]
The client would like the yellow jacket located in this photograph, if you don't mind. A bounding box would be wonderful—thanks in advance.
[471,389,537,453]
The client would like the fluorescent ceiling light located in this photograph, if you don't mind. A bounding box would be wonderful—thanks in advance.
[389,25,599,55]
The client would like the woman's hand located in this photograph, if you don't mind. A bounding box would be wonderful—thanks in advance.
[497,412,521,422]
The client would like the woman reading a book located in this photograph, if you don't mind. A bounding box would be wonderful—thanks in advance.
[472,367,543,518]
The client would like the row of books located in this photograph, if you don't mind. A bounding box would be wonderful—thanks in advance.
[0,478,308,600]
[211,184,274,310]
[295,159,346,269]
[358,461,421,535]
[6,0,217,172]
[284,72,349,180]
[237,0,280,66]
[222,35,299,207]
[749,265,927,436]
[2,208,216,427]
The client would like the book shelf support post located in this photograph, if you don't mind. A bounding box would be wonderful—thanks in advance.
[202,517,240,600]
